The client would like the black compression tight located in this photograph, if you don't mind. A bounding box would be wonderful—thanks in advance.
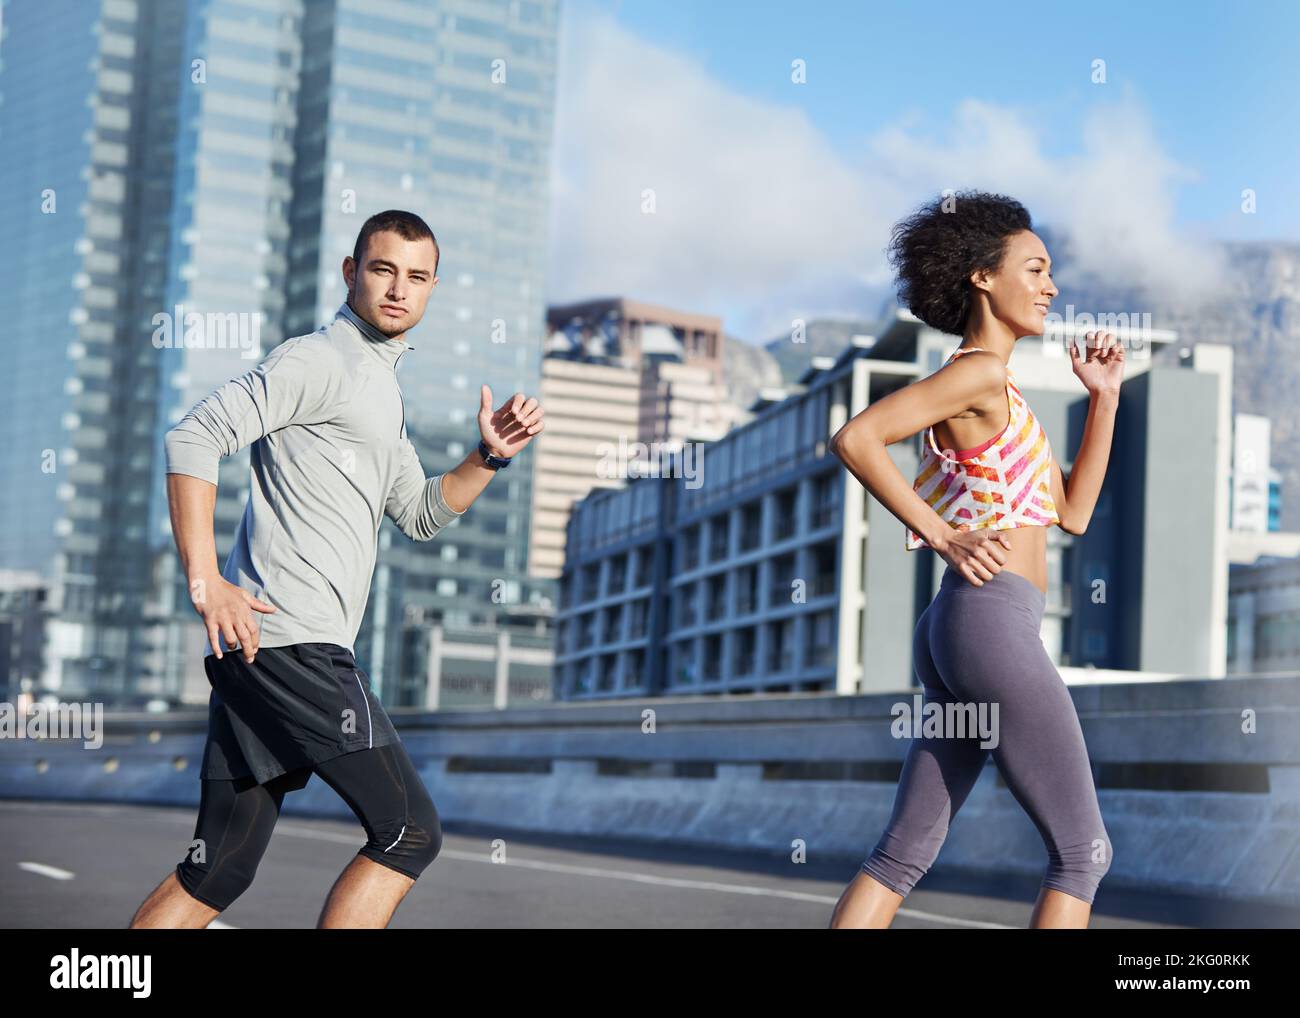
[175,741,442,913]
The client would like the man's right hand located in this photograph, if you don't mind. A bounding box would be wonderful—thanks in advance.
[937,529,1012,587]
[188,574,277,663]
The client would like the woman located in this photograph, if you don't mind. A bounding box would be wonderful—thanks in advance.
[827,190,1124,929]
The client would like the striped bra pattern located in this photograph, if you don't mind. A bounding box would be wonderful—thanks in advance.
[905,346,1060,550]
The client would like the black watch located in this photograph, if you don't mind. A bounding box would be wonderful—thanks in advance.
[477,439,512,470]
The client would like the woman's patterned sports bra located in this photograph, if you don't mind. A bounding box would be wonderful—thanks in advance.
[905,346,1060,550]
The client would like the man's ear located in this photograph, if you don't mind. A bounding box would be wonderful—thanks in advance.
[342,255,355,289]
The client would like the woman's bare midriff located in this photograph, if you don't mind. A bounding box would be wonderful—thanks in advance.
[976,524,1047,593]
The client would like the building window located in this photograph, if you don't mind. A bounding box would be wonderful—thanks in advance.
[768,553,796,607]
[608,553,627,592]
[671,641,698,685]
[703,634,723,680]
[735,564,758,615]
[709,513,730,560]
[733,628,756,676]
[807,611,835,667]
[810,472,836,530]
[624,648,644,688]
[678,582,698,628]
[766,619,793,674]
[582,563,600,600]
[707,573,727,617]
[811,540,836,597]
[578,657,595,694]
[598,653,617,691]
[740,501,762,550]
[774,486,798,538]
[628,598,648,638]
[679,526,700,571]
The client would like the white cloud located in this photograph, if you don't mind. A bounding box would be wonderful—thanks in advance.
[870,95,1229,307]
[547,13,1229,341]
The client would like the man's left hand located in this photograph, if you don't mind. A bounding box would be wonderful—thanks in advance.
[478,384,545,459]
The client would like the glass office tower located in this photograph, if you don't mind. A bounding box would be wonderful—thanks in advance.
[2,0,559,704]
[1,0,187,697]
[282,0,556,702]
[146,0,307,695]
[281,0,559,701]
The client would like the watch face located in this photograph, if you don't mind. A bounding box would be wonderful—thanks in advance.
[480,441,507,467]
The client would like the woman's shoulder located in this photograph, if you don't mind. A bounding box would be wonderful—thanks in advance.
[942,348,1008,399]
[947,346,1006,372]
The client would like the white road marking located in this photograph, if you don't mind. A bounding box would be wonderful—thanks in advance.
[19,861,75,880]
[271,822,1012,928]
[0,803,1014,929]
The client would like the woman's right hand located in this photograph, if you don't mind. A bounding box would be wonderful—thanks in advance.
[937,529,1012,586]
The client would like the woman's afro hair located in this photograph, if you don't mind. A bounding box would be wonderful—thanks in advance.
[886,190,1032,336]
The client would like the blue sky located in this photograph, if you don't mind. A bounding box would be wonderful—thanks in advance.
[581,0,1299,237]
[548,0,1300,339]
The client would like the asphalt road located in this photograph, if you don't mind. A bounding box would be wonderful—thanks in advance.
[0,798,1278,929]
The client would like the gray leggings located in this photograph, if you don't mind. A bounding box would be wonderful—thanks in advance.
[861,565,1113,904]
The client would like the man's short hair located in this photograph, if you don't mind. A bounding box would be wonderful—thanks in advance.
[352,209,439,274]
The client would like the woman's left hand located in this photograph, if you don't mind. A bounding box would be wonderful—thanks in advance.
[1069,330,1125,396]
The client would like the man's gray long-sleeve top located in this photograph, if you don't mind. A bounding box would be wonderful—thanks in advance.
[164,302,463,656]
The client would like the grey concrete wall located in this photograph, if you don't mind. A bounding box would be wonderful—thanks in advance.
[2,676,1298,907]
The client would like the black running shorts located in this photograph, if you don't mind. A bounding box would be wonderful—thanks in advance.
[200,642,400,790]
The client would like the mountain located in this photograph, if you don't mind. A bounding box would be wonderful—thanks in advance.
[720,332,786,415]
[718,317,878,424]
[1063,242,1300,531]
[761,317,877,387]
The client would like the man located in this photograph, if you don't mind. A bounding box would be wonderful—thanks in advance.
[129,209,544,928]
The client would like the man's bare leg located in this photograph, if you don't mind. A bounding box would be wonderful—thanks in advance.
[316,854,416,929]
[130,871,221,929]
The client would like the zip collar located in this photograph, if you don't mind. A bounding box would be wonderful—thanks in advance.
[335,301,414,367]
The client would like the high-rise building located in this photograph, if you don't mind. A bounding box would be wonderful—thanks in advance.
[530,298,741,579]
[0,570,50,702]
[264,0,562,702]
[1,0,560,705]
[1,0,188,699]
[528,357,642,578]
[146,0,309,701]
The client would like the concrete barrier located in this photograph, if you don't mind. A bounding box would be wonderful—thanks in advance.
[2,675,1298,908]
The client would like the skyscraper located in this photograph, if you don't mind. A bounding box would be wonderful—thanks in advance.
[1,0,189,698]
[0,0,559,704]
[275,1,560,701]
